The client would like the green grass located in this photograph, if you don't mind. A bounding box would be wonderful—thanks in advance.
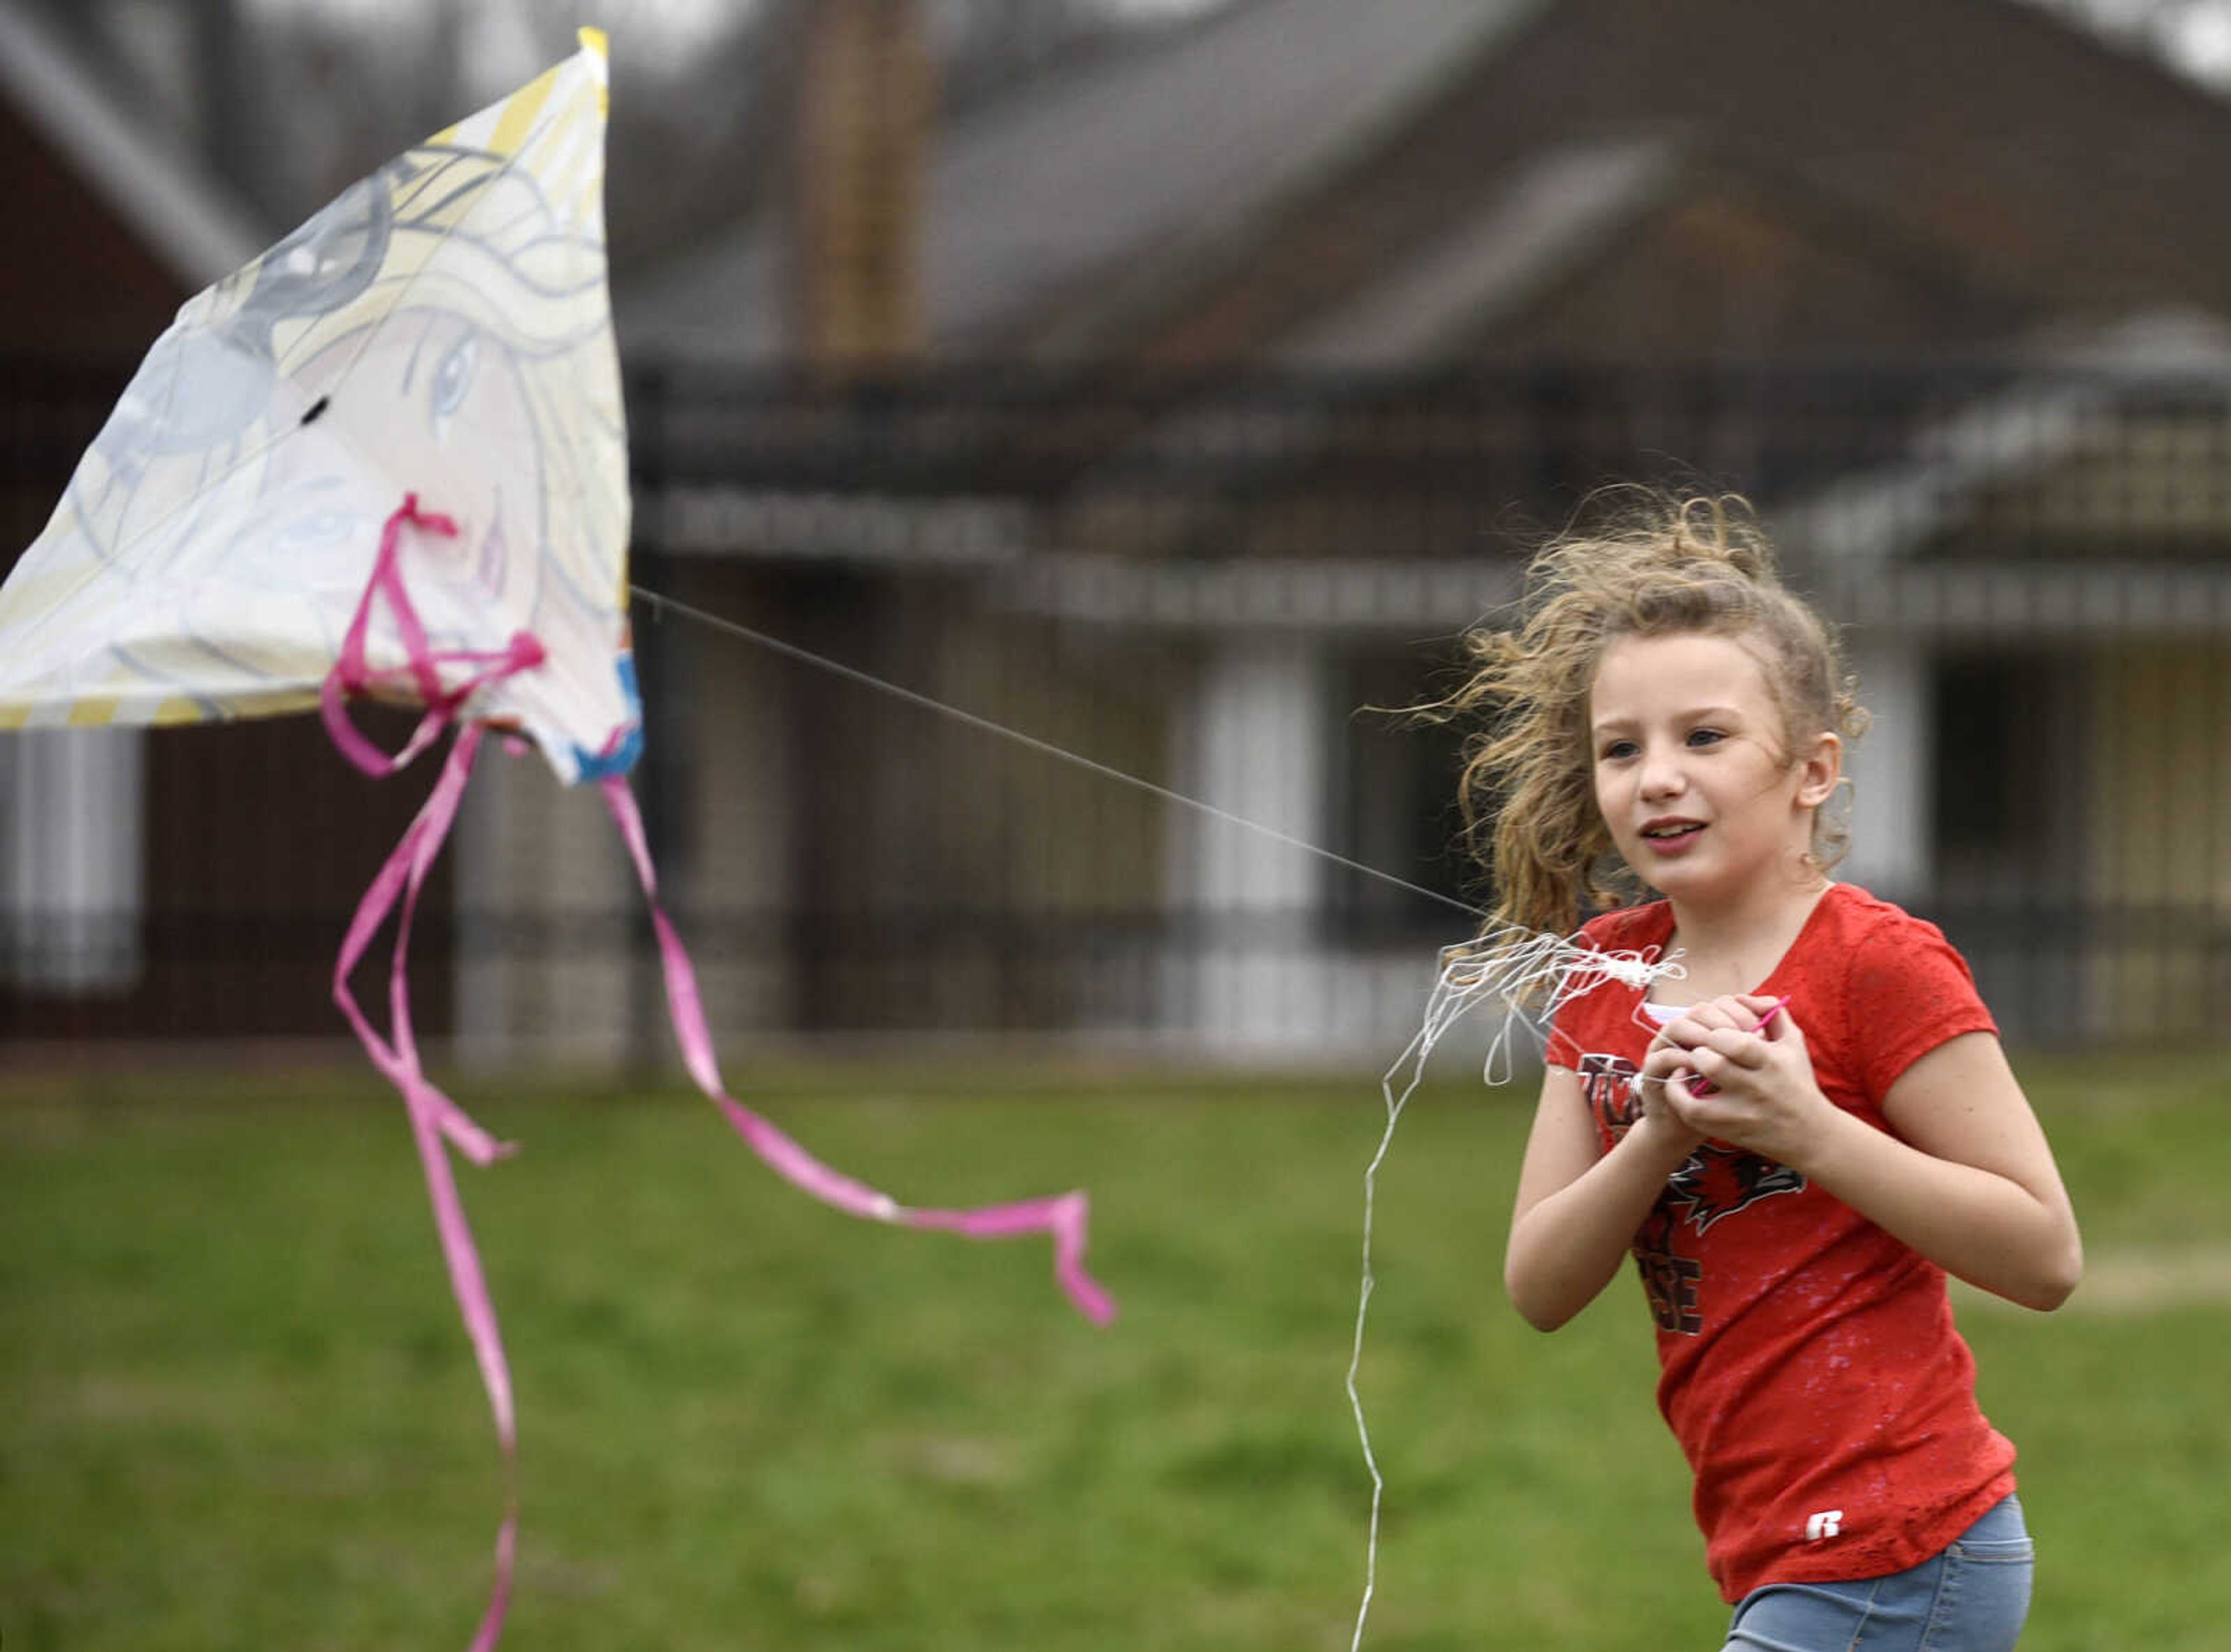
[2,1051,2224,1650]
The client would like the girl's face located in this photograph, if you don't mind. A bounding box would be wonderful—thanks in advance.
[1587,631,1839,908]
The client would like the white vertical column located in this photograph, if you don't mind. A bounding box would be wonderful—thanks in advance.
[453,745,524,1069]
[0,727,145,992]
[1164,634,1330,1054]
[453,743,634,1069]
[1839,631,1931,903]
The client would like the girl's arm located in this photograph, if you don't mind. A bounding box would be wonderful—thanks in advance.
[1664,1014,2082,1311]
[1504,1065,1698,1331]
[1812,1031,2081,1310]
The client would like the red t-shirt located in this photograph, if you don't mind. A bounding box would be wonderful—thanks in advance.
[1549,882,2014,1603]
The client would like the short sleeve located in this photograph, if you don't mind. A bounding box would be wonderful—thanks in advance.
[1545,930,1609,1072]
[1844,913,1999,1104]
[1547,986,1618,1072]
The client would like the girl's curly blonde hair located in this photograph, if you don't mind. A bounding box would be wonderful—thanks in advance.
[1444,491,1867,937]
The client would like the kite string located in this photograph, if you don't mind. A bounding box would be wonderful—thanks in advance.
[626,583,1483,924]
[625,586,1713,1643]
[622,585,1717,1649]
[1346,932,1684,1652]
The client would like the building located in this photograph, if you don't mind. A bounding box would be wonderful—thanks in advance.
[607,0,2231,1054]
[5,0,2227,1057]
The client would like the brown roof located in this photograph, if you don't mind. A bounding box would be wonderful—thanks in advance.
[629,0,2231,368]
[1102,0,2231,365]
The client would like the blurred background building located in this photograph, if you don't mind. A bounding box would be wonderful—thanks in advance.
[2,0,2226,1062]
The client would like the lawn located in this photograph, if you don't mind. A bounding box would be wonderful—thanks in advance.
[2,1051,2223,1650]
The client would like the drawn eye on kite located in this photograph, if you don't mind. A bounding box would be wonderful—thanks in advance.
[429,332,476,436]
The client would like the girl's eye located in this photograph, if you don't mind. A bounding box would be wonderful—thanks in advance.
[1686,728,1725,748]
[1601,739,1638,762]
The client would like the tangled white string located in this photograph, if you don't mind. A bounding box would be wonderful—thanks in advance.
[1346,926,1683,1651]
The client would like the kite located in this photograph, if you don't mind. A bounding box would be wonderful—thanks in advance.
[0,31,1109,1650]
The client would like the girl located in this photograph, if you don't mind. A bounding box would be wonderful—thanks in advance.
[1464,494,2080,1651]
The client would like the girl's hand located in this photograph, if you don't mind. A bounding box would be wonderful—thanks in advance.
[1633,999,1753,1156]
[1638,993,1765,1117]
[1644,994,1832,1166]
[1627,1066,1705,1160]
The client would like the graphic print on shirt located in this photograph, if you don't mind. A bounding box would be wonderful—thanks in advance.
[1664,1150,1806,1234]
[1575,1051,1808,1336]
[1577,1052,1649,1139]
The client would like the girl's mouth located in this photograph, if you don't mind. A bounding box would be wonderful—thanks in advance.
[1640,822,1705,856]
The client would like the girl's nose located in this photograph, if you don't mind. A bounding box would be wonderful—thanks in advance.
[1637,744,1686,799]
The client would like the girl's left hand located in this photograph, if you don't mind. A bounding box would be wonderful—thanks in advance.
[1643,994,1834,1167]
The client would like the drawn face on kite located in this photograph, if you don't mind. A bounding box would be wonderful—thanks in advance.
[5,130,631,735]
[1588,630,1839,907]
[261,308,545,626]
[398,313,542,613]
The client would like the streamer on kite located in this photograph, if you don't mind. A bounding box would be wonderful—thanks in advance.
[0,31,1109,1652]
[1346,924,1685,1651]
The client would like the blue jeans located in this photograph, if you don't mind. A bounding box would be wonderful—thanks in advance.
[1722,1495,2033,1652]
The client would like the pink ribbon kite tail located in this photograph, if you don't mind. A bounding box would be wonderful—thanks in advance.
[320,497,550,1652]
[329,723,518,1652]
[599,771,1116,1325]
[320,493,544,780]
[317,493,1113,1651]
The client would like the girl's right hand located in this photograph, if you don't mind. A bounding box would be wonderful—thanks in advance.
[1636,994,1778,1151]
[1629,1076,1705,1159]
[1632,1044,1707,1158]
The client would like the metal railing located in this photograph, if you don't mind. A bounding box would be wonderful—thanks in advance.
[3,361,2225,1053]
